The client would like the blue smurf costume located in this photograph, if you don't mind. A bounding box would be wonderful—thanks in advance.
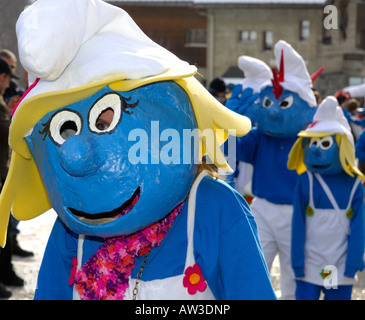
[288,96,365,300]
[225,56,266,196]
[0,0,275,300]
[227,40,322,299]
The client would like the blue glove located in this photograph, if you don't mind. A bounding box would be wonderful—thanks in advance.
[226,85,259,117]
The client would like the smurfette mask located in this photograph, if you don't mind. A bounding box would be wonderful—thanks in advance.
[302,135,343,175]
[25,82,198,238]
[288,96,364,180]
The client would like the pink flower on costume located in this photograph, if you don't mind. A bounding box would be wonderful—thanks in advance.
[183,263,207,295]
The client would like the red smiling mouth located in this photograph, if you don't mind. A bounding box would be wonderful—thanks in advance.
[69,187,140,225]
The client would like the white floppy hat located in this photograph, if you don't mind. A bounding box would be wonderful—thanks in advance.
[238,55,273,92]
[298,96,354,146]
[238,40,320,107]
[263,40,317,107]
[16,0,192,105]
[343,83,365,98]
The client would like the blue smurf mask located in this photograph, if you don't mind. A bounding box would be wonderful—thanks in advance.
[255,86,316,138]
[25,81,198,238]
[303,135,343,175]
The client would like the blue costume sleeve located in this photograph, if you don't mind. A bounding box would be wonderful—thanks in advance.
[235,129,298,204]
[235,127,259,165]
[291,173,308,278]
[34,218,77,300]
[194,177,276,300]
[345,182,365,277]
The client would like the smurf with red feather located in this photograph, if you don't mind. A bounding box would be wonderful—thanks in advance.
[226,40,323,299]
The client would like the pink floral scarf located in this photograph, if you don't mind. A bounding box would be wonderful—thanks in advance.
[72,201,184,300]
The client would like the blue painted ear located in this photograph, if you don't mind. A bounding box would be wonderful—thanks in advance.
[26,82,199,238]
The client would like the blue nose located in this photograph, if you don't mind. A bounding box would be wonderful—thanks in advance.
[309,144,321,156]
[266,106,282,121]
[59,135,100,177]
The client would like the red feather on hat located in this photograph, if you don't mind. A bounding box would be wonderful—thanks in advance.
[271,50,284,99]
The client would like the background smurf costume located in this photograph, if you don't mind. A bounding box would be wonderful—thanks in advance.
[226,56,269,195]
[226,40,320,299]
[0,0,276,300]
[288,96,365,300]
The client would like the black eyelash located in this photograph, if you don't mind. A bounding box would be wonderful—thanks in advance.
[119,95,139,114]
[39,118,51,141]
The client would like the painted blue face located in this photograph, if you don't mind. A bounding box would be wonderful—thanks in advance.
[256,86,316,138]
[303,135,343,175]
[25,81,198,238]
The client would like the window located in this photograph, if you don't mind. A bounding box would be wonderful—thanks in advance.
[239,30,257,42]
[263,31,273,50]
[185,29,207,47]
[300,20,310,41]
[357,29,365,50]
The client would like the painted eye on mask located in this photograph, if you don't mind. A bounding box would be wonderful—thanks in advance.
[279,95,294,109]
[48,109,82,146]
[88,93,122,134]
[309,136,333,150]
[262,96,274,108]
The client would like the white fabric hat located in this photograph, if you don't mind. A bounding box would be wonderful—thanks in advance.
[16,0,191,105]
[238,55,272,92]
[299,95,354,146]
[343,83,365,98]
[238,40,316,107]
[261,40,317,107]
[275,40,316,107]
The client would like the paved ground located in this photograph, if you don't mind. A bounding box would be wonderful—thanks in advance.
[5,209,56,300]
[3,209,365,300]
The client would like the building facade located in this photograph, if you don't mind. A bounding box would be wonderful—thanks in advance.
[204,0,362,96]
[90,1,365,96]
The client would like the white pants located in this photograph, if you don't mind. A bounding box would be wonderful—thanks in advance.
[251,197,296,300]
